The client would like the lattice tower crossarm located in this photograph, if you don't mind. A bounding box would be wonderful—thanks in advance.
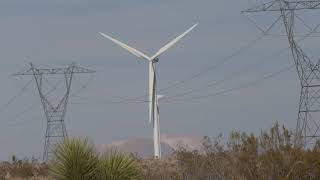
[14,63,95,161]
[243,1,320,12]
[243,0,320,146]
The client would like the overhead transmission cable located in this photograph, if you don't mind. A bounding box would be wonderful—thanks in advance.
[0,79,33,113]
[162,64,295,103]
[164,24,319,100]
[159,36,265,92]
[8,74,96,127]
[138,21,320,103]
[7,78,64,127]
[244,9,320,38]
[155,14,286,94]
[70,73,96,98]
[96,62,294,105]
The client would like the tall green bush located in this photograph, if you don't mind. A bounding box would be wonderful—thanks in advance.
[49,138,98,180]
[98,149,142,180]
[49,138,141,180]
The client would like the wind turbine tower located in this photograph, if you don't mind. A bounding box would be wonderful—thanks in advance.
[99,23,198,159]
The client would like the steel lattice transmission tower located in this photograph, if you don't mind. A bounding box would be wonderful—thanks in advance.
[14,63,95,161]
[243,0,320,146]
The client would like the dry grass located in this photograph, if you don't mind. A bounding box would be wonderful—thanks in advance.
[141,122,320,180]
[138,157,181,180]
[2,122,320,179]
[0,159,48,180]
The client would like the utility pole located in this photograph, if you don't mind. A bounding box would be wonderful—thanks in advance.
[14,63,95,161]
[243,0,320,146]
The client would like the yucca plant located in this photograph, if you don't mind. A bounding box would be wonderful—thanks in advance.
[98,149,142,180]
[49,138,98,180]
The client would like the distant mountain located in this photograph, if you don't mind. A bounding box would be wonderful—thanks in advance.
[97,134,202,158]
[97,138,174,158]
[161,134,203,150]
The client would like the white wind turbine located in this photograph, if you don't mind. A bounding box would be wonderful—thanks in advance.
[99,23,198,159]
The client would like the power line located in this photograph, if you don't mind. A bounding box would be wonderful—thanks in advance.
[0,79,33,114]
[163,22,320,102]
[162,64,295,103]
[7,101,41,127]
[87,62,294,106]
[168,2,320,104]
[100,63,295,104]
[6,78,64,126]
[7,73,96,127]
[164,53,284,100]
[158,33,266,93]
[152,23,320,101]
[70,73,96,98]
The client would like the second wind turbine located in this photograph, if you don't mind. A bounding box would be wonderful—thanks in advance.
[99,23,198,159]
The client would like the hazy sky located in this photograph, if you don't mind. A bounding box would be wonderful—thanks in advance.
[0,0,319,160]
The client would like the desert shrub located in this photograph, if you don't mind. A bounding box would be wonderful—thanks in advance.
[4,122,320,179]
[49,138,142,180]
[0,157,48,179]
[49,138,99,180]
[98,149,142,180]
[9,160,34,178]
[175,122,320,180]
[139,157,181,180]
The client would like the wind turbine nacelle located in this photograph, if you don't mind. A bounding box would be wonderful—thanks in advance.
[152,58,159,63]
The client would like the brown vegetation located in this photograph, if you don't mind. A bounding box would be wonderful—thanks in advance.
[0,157,48,180]
[140,122,320,180]
[1,122,320,179]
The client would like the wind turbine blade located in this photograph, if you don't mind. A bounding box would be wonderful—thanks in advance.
[99,32,151,61]
[149,62,157,124]
[151,82,156,124]
[150,23,198,60]
[157,95,165,100]
[149,62,154,124]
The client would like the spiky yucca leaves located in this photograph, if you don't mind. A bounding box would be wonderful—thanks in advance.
[49,138,98,180]
[98,149,142,180]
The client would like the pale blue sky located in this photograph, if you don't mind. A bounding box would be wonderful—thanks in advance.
[0,0,319,160]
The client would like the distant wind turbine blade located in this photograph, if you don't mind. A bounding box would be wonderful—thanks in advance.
[150,23,198,60]
[99,32,151,61]
[157,95,165,100]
